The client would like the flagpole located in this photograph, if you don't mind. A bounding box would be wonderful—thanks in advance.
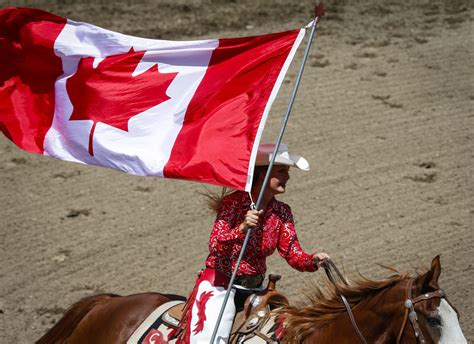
[210,3,325,342]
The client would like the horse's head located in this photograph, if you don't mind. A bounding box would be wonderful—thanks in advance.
[278,255,467,344]
[397,255,467,344]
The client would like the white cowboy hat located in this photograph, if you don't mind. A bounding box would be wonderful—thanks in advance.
[255,143,310,171]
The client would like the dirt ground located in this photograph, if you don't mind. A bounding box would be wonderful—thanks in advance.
[0,0,472,342]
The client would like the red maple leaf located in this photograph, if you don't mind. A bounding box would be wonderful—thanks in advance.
[66,48,177,156]
[142,328,167,344]
[193,290,214,335]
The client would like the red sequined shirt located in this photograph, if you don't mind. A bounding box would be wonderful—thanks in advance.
[205,191,317,276]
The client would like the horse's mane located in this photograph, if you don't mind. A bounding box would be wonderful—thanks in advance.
[278,266,416,343]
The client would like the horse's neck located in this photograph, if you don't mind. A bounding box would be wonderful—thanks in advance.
[305,286,407,344]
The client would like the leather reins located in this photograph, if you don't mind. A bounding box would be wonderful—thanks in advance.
[323,260,368,344]
[396,277,446,343]
[325,261,447,344]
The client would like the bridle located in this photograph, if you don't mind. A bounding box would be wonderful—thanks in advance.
[324,261,447,344]
[396,277,446,344]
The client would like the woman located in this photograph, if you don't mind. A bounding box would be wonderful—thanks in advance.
[182,143,330,344]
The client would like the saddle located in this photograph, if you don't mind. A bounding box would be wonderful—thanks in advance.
[160,274,289,343]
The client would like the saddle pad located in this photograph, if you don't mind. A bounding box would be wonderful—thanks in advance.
[127,300,184,344]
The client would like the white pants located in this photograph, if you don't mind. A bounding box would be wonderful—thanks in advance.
[187,271,236,344]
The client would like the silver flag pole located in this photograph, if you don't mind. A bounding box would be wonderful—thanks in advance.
[210,4,325,343]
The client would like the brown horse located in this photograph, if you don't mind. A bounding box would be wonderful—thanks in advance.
[36,256,466,343]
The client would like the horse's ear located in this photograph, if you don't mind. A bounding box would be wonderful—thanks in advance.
[419,255,442,290]
[429,255,442,283]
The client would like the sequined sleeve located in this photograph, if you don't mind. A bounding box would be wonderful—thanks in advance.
[276,203,317,272]
[208,193,246,254]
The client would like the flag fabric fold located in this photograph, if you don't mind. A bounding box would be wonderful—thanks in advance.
[0,7,305,191]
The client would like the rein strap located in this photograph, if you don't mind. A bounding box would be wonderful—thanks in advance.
[324,260,368,344]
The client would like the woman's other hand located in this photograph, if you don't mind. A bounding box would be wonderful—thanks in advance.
[313,253,331,269]
[240,209,263,233]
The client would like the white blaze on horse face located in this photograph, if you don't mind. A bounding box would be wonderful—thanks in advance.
[439,299,467,344]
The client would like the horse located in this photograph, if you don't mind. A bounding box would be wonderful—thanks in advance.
[36,256,467,343]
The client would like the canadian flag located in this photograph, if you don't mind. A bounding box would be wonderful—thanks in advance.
[0,7,305,191]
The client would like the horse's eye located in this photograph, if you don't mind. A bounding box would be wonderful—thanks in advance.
[427,316,442,327]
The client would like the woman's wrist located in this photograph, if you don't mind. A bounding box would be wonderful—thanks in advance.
[313,253,330,269]
[313,255,320,269]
